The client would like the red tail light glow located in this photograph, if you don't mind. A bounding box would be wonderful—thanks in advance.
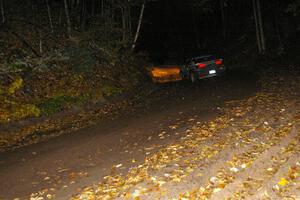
[197,63,206,68]
[215,59,222,65]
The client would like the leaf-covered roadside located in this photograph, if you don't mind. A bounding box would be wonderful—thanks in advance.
[0,44,148,152]
[66,70,300,200]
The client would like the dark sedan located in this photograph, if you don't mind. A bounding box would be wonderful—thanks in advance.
[180,55,226,83]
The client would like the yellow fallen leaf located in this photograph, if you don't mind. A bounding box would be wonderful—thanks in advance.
[278,178,288,186]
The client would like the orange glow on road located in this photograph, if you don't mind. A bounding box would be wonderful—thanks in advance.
[150,66,182,83]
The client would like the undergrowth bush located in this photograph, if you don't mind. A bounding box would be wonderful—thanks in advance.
[0,96,41,123]
[101,85,122,97]
[0,28,147,124]
[64,45,96,73]
[37,95,88,116]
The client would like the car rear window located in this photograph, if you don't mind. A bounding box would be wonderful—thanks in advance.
[194,56,216,63]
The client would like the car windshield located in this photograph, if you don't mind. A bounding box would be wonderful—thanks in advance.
[193,55,216,63]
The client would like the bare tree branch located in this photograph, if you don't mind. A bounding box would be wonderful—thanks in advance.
[63,0,72,38]
[132,1,145,50]
[46,0,53,32]
[0,0,5,24]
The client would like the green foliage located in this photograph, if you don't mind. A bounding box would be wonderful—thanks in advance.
[10,104,41,120]
[0,99,40,123]
[0,50,70,74]
[0,76,41,123]
[38,95,87,116]
[8,76,23,94]
[101,85,122,97]
[0,61,27,74]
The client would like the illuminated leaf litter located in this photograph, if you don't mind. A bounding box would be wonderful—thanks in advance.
[29,73,300,200]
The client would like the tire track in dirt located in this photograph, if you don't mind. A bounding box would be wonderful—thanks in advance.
[247,153,300,200]
[177,124,294,199]
[210,125,299,199]
[112,111,259,199]
[176,101,298,199]
[116,97,294,200]
[155,124,277,199]
[245,125,300,200]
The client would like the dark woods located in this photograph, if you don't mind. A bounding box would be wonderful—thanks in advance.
[0,0,147,61]
[0,0,299,64]
[141,0,300,64]
[0,0,299,125]
[0,0,150,124]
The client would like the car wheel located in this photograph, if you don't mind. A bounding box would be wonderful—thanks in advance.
[190,73,198,83]
[180,71,186,80]
[218,70,227,81]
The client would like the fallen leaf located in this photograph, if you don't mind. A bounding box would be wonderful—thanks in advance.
[278,178,288,186]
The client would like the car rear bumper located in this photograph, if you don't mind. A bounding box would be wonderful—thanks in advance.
[194,66,225,79]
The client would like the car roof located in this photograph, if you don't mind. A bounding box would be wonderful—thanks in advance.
[186,55,215,62]
[192,55,214,59]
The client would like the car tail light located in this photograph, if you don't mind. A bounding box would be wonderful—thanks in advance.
[197,63,206,68]
[215,59,222,65]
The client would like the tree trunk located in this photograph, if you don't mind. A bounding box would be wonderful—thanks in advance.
[121,7,126,42]
[191,8,200,49]
[91,0,95,17]
[220,0,226,38]
[121,2,131,44]
[39,31,43,55]
[111,0,115,24]
[274,1,283,50]
[37,2,43,55]
[9,30,41,57]
[101,0,104,19]
[256,0,266,53]
[0,0,4,24]
[46,0,53,32]
[252,0,262,54]
[81,0,87,30]
[31,0,37,24]
[59,2,63,25]
[63,0,72,38]
[128,5,132,39]
[132,1,145,50]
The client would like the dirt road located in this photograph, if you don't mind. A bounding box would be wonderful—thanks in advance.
[1,69,299,200]
[73,69,300,200]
